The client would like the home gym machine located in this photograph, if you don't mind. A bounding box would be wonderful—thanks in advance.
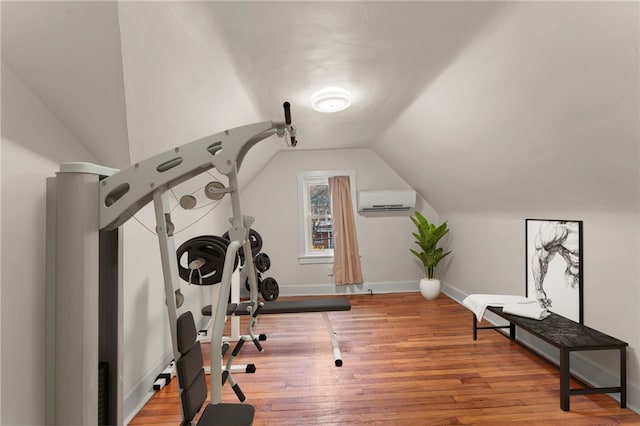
[46,103,297,425]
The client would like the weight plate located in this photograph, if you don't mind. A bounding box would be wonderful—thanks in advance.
[245,273,262,292]
[260,277,279,301]
[176,235,238,285]
[254,252,271,273]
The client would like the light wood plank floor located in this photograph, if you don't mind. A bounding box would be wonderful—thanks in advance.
[130,293,640,425]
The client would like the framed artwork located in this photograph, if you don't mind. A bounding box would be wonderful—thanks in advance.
[525,219,583,323]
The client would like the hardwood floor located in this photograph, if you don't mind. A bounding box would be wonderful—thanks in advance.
[130,293,640,425]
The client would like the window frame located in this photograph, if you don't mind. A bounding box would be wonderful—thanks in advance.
[296,170,357,264]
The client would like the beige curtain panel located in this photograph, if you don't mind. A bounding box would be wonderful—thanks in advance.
[329,176,363,285]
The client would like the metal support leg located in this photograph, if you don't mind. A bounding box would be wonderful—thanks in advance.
[560,349,570,411]
[621,347,627,408]
[153,190,183,361]
[153,189,188,422]
[473,314,478,341]
[322,312,343,367]
[223,339,247,402]
[209,240,242,404]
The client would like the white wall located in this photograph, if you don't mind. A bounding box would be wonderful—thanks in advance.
[240,148,438,293]
[0,65,97,425]
[1,65,4,426]
[373,1,640,411]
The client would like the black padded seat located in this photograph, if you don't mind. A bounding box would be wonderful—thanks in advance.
[202,298,351,317]
[198,403,256,426]
[176,311,254,426]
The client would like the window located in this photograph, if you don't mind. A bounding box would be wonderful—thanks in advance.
[297,170,356,264]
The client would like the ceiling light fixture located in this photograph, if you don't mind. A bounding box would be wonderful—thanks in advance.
[311,87,352,113]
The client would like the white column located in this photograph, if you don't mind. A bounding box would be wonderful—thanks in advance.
[54,170,100,425]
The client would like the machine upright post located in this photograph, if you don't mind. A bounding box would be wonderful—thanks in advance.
[210,240,243,404]
[153,189,183,362]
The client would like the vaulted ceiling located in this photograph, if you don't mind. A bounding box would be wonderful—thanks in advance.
[2,1,638,215]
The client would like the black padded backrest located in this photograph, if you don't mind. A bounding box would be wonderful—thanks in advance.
[177,311,198,355]
[179,368,207,424]
[176,310,207,424]
[176,341,204,389]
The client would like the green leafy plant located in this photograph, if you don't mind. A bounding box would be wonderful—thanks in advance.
[410,211,451,279]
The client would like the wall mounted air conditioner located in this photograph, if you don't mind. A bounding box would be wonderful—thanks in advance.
[357,189,416,212]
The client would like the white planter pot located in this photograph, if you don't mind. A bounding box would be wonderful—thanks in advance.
[419,278,441,300]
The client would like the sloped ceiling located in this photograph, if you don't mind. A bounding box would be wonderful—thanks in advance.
[374,2,639,214]
[1,1,130,169]
[2,1,638,215]
[204,1,505,149]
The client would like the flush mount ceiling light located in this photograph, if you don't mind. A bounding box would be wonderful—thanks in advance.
[311,87,352,113]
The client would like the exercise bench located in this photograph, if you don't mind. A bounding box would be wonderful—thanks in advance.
[473,306,628,411]
[203,297,352,366]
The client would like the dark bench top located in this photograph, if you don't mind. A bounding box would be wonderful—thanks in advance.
[201,298,352,317]
[487,306,628,351]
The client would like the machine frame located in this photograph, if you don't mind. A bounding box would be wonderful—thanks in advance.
[47,111,295,425]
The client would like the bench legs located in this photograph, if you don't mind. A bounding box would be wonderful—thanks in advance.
[621,347,627,408]
[560,349,570,411]
[472,313,513,341]
[322,312,344,367]
[473,316,627,412]
[559,347,626,411]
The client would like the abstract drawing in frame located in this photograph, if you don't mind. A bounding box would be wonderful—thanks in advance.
[525,219,583,324]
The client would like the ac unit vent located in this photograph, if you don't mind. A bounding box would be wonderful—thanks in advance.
[357,190,416,212]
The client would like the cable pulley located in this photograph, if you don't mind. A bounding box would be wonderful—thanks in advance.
[204,181,226,200]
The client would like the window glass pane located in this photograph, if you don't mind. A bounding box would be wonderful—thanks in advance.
[311,217,333,250]
[309,184,331,216]
[308,183,332,252]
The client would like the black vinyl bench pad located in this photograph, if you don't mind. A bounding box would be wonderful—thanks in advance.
[201,298,352,317]
[474,306,628,411]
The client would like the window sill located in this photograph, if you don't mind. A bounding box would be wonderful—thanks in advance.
[298,255,334,265]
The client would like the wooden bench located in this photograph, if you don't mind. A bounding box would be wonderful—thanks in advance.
[473,307,628,411]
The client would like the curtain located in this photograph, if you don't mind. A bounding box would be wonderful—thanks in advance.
[329,176,363,285]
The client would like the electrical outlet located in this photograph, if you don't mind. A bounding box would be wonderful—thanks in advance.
[328,265,334,277]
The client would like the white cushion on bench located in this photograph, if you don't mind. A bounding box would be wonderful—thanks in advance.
[462,294,529,321]
[502,299,550,320]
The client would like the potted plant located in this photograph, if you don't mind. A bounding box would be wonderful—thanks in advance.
[409,211,451,300]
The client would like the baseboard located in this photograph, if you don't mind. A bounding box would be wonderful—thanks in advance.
[441,283,639,415]
[278,280,419,297]
[123,350,174,425]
